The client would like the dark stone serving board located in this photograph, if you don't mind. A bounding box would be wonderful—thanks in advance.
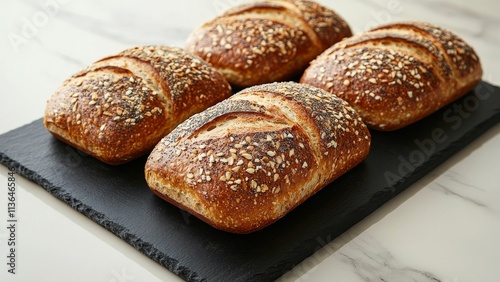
[1,81,499,281]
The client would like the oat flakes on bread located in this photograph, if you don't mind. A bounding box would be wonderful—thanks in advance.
[301,21,482,131]
[145,82,371,233]
[185,0,352,88]
[44,46,232,165]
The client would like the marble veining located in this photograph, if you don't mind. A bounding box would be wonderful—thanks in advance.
[429,170,488,209]
[433,182,488,209]
[336,235,442,282]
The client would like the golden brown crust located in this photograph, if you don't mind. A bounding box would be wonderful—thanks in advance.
[185,0,352,88]
[145,82,371,233]
[300,21,482,131]
[44,46,232,165]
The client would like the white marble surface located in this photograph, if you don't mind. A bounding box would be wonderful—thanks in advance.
[1,0,499,281]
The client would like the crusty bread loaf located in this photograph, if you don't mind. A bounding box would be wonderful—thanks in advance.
[300,21,482,131]
[145,82,371,233]
[185,0,352,88]
[44,46,232,165]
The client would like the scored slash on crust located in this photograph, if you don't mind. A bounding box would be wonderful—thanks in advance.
[145,82,371,233]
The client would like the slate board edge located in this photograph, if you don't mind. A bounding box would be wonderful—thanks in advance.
[260,108,500,282]
[1,81,499,282]
[247,81,500,281]
[0,150,205,282]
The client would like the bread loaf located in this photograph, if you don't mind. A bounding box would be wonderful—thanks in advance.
[185,0,352,88]
[44,46,232,165]
[300,21,482,131]
[145,82,371,233]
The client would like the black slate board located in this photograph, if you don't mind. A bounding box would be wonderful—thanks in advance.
[1,81,500,281]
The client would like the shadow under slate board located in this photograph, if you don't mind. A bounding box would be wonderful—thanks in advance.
[1,81,499,281]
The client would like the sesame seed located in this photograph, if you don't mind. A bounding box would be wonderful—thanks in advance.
[267,151,276,157]
[242,153,252,160]
[261,184,269,192]
[276,156,283,164]
[246,168,255,174]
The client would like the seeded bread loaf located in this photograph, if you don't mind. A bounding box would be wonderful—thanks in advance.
[185,0,352,88]
[44,46,232,165]
[300,21,482,131]
[145,82,371,233]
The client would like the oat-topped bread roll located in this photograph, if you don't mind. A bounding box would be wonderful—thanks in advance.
[145,82,371,233]
[185,0,352,88]
[301,22,482,131]
[44,46,232,165]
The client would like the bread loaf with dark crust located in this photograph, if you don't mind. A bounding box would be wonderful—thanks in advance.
[44,46,232,165]
[185,0,352,88]
[300,21,482,131]
[145,82,371,233]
